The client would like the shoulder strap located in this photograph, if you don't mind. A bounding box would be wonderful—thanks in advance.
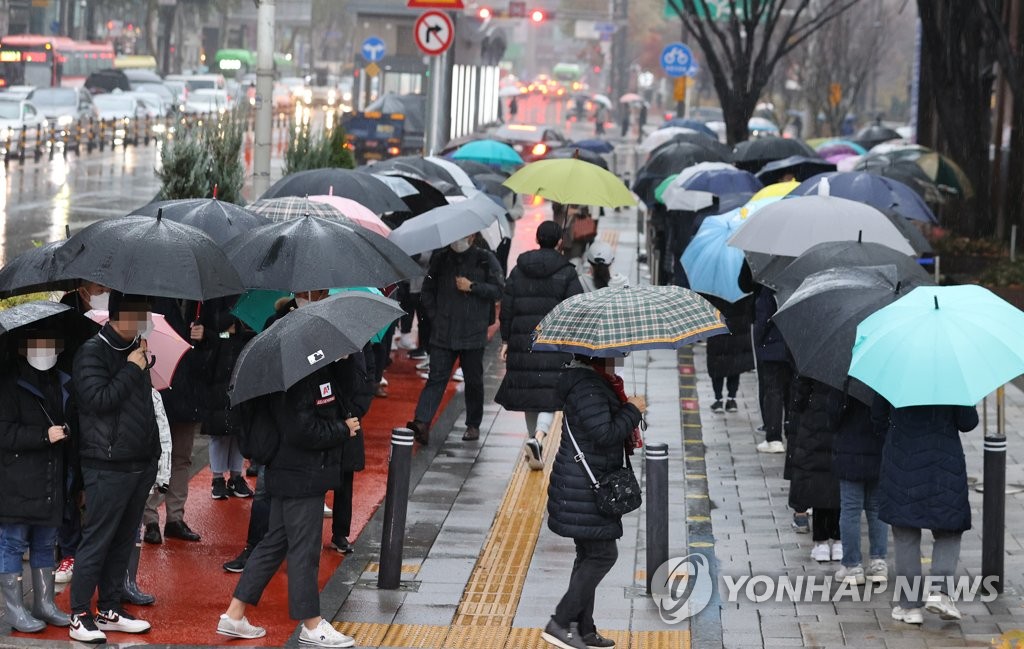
[564,419,600,488]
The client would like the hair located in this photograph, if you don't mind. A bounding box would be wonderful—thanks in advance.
[536,221,562,249]
[592,262,612,289]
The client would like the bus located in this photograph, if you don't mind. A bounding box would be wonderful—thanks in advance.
[0,35,114,88]
[114,54,158,71]
[213,49,296,79]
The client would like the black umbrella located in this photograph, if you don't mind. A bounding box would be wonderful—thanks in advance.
[733,137,818,173]
[449,159,500,178]
[261,169,409,214]
[474,173,515,201]
[0,300,73,334]
[773,265,928,403]
[633,142,730,205]
[229,292,405,406]
[0,241,76,298]
[747,252,795,287]
[852,123,902,150]
[372,173,450,222]
[222,215,422,293]
[545,146,608,169]
[860,160,945,205]
[131,199,269,245]
[647,132,734,163]
[370,156,461,190]
[755,155,836,184]
[55,214,244,301]
[884,212,933,256]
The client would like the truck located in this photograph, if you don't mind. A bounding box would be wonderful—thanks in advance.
[341,93,425,164]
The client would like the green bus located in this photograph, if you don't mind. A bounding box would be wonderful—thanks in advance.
[214,49,296,78]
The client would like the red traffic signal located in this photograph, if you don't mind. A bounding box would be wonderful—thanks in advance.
[529,9,545,22]
[478,6,492,19]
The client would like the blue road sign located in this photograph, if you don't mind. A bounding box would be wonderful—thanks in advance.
[361,37,386,63]
[660,42,694,78]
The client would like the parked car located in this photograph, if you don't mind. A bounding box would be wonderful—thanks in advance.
[130,82,176,114]
[492,123,569,162]
[130,92,167,118]
[163,80,187,110]
[0,97,47,144]
[3,85,34,100]
[27,87,96,128]
[183,88,229,114]
[93,93,147,143]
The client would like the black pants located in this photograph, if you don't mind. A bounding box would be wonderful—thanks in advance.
[234,495,323,621]
[58,493,83,558]
[711,375,740,400]
[70,463,156,614]
[553,538,618,636]
[812,507,841,543]
[331,471,354,540]
[414,346,485,428]
[399,291,432,349]
[757,361,792,442]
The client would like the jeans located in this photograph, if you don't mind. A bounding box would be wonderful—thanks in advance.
[711,375,739,400]
[144,421,199,525]
[553,539,618,637]
[892,526,963,609]
[234,495,324,621]
[812,507,840,543]
[209,435,244,475]
[414,346,485,428]
[757,361,792,442]
[331,471,354,540]
[0,525,58,572]
[839,479,887,567]
[525,411,554,438]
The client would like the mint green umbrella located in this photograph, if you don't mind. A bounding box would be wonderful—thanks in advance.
[848,285,1024,407]
[231,289,290,333]
[654,174,678,204]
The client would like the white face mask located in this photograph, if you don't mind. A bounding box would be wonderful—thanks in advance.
[137,314,154,340]
[89,291,110,311]
[450,237,472,253]
[26,348,59,371]
[295,296,310,308]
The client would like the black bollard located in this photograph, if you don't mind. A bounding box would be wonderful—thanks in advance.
[645,442,669,595]
[982,386,1006,594]
[378,428,415,589]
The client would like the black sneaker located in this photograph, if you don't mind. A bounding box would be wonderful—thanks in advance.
[583,631,616,648]
[245,465,260,477]
[725,399,738,413]
[223,546,252,573]
[212,477,229,500]
[330,537,354,554]
[541,619,587,649]
[230,475,255,498]
[69,612,106,643]
[408,348,428,359]
[710,400,724,414]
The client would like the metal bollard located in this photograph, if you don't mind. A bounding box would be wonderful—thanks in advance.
[645,442,669,594]
[99,119,106,152]
[982,386,1006,594]
[378,428,415,589]
[18,125,26,163]
[34,123,42,160]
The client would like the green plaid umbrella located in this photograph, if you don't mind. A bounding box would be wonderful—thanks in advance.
[247,196,351,223]
[532,286,727,357]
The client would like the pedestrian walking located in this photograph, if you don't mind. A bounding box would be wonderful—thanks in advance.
[873,397,979,625]
[407,233,504,444]
[552,203,597,264]
[215,365,356,648]
[496,221,584,470]
[69,292,158,643]
[637,103,647,143]
[0,325,73,633]
[543,355,645,649]
[619,110,629,138]
[396,252,433,360]
[752,286,791,453]
[594,106,606,136]
[509,95,519,122]
[578,242,629,292]
[704,296,754,413]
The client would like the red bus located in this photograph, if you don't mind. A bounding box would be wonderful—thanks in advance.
[0,35,115,88]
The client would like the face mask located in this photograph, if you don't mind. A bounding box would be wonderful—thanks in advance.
[295,296,310,308]
[89,291,110,311]
[26,348,59,371]
[450,237,472,253]
[137,314,154,339]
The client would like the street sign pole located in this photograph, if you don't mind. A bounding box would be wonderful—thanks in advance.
[252,0,275,198]
[425,47,450,155]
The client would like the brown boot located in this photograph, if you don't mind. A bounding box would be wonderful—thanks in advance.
[462,426,480,441]
[408,420,429,445]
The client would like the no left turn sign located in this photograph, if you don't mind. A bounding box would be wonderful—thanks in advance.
[414,11,454,56]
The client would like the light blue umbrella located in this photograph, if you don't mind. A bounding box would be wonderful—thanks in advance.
[452,139,524,166]
[849,285,1024,407]
[681,211,750,303]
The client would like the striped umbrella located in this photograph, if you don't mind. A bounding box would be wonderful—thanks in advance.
[531,285,727,357]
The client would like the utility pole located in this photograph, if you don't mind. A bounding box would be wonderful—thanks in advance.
[610,0,628,106]
[253,0,275,198]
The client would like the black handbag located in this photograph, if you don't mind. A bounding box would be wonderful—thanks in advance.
[565,420,642,516]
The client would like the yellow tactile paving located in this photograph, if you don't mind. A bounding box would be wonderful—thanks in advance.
[363,561,422,575]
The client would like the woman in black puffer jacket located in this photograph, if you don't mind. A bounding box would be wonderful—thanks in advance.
[544,356,645,649]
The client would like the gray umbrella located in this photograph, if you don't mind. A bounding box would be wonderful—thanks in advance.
[0,241,76,298]
[387,192,506,256]
[229,292,405,405]
[0,300,72,334]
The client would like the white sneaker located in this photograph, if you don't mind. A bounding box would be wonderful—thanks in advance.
[415,360,431,370]
[95,609,151,633]
[323,503,333,517]
[810,543,831,562]
[925,593,962,620]
[831,541,843,562]
[217,614,267,639]
[453,368,465,382]
[397,333,417,350]
[891,606,923,624]
[866,558,888,583]
[417,371,430,380]
[835,564,865,585]
[298,619,355,647]
[69,613,106,643]
[55,556,74,584]
[756,440,785,453]
[379,376,389,387]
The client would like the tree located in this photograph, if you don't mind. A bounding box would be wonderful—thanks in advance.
[283,116,355,176]
[664,0,859,144]
[157,111,246,202]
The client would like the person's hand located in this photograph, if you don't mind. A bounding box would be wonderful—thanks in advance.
[500,343,508,361]
[190,324,205,342]
[47,425,67,444]
[128,342,148,370]
[345,417,360,437]
[626,395,648,414]
[455,276,473,293]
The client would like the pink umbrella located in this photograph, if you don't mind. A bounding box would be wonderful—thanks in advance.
[309,194,392,237]
[84,310,191,391]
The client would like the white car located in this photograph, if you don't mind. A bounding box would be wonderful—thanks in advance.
[0,98,47,143]
[183,89,229,115]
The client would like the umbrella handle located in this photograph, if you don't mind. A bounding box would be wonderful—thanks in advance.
[145,354,157,371]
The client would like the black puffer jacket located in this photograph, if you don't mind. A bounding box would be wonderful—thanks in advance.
[73,324,160,471]
[265,366,347,498]
[0,360,72,526]
[786,377,843,511]
[831,395,885,483]
[495,248,583,412]
[752,286,787,363]
[548,365,642,541]
[201,310,256,438]
[152,298,209,424]
[421,246,504,350]
[705,295,754,378]
[331,348,376,473]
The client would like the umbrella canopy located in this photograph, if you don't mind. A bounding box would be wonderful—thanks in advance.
[223,215,422,293]
[0,241,75,298]
[56,215,243,301]
[473,173,516,206]
[862,162,946,205]
[633,142,731,205]
[570,139,614,154]
[727,195,916,257]
[229,292,405,406]
[681,213,750,303]
[852,124,902,150]
[733,137,817,172]
[248,196,350,222]
[532,285,727,357]
[503,158,636,208]
[308,195,391,237]
[774,265,926,403]
[592,94,613,109]
[449,159,501,178]
[619,92,643,103]
[85,310,190,391]
[261,168,409,214]
[662,165,762,212]
[748,180,800,202]
[452,139,524,166]
[855,146,972,198]
[498,86,521,97]
[231,289,290,333]
[544,146,608,169]
[747,117,780,135]
[647,133,735,163]
[640,126,699,153]
[814,139,868,157]
[373,173,450,217]
[370,156,460,190]
[790,172,938,224]
[849,285,1024,407]
[425,156,479,194]
[755,155,836,184]
[660,118,718,139]
[0,300,72,334]
[387,192,506,256]
[131,199,268,245]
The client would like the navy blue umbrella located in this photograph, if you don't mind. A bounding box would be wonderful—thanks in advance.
[571,139,615,154]
[660,118,717,139]
[790,171,938,224]
[755,155,836,185]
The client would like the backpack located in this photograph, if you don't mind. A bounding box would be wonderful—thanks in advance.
[237,396,280,465]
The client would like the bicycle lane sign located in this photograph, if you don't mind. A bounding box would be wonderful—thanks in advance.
[661,42,695,78]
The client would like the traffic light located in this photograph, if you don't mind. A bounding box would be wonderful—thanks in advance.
[478,6,492,19]
[530,9,545,22]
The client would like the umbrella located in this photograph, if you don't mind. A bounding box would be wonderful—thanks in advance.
[852,123,902,149]
[131,199,268,245]
[681,213,750,303]
[425,156,479,194]
[749,180,800,202]
[307,195,391,237]
[247,196,350,223]
[55,214,244,301]
[570,139,614,154]
[814,139,868,157]
[231,289,291,333]
[619,93,643,103]
[763,240,931,302]
[849,285,1024,407]
[647,133,735,163]
[373,173,450,217]
[544,146,608,169]
[0,300,72,334]
[449,159,502,178]
[452,140,524,167]
[498,86,521,97]
[260,169,409,214]
[773,265,926,403]
[855,146,972,198]
[653,174,678,205]
[727,195,916,257]
[884,211,932,255]
[733,137,817,172]
[0,241,76,298]
[755,155,836,184]
[229,292,405,406]
[790,172,938,224]
[84,310,190,391]
[633,142,731,205]
[864,163,945,205]
[592,94,613,109]
[747,117,780,135]
[532,285,727,357]
[503,158,636,208]
[473,173,516,204]
[660,118,718,139]
[371,157,460,190]
[662,165,762,212]
[387,192,506,256]
[223,215,422,293]
[640,127,699,153]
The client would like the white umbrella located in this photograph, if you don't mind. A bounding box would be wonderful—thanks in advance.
[388,193,506,256]
[499,87,521,98]
[661,162,737,211]
[425,156,478,194]
[371,173,418,198]
[639,126,700,153]
[592,94,613,109]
